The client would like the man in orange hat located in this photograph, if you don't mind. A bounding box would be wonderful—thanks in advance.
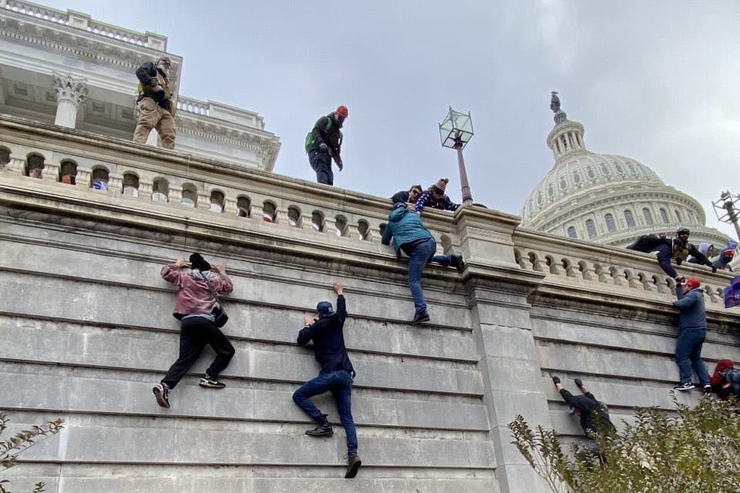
[672,277,711,392]
[305,106,348,186]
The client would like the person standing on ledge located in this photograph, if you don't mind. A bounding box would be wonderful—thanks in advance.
[672,277,711,392]
[292,281,362,479]
[133,56,176,149]
[305,106,347,186]
[153,253,235,409]
[415,178,461,213]
[381,201,465,324]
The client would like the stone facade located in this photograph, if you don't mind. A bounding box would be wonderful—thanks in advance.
[0,116,738,492]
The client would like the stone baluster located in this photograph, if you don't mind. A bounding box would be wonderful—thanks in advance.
[275,207,289,225]
[53,72,88,129]
[197,192,210,210]
[346,223,360,239]
[41,160,59,182]
[250,204,263,220]
[108,173,123,194]
[638,273,655,292]
[7,155,25,174]
[579,261,596,281]
[76,168,92,188]
[223,198,237,215]
[139,180,153,201]
[324,216,337,237]
[169,186,183,204]
[655,277,670,294]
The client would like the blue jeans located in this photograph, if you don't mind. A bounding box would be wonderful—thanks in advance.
[308,150,333,185]
[292,370,357,454]
[675,328,709,386]
[407,237,454,314]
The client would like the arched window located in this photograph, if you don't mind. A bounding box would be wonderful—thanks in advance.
[660,208,669,224]
[262,201,277,222]
[615,163,624,174]
[311,210,324,231]
[91,168,109,190]
[628,163,637,174]
[26,154,44,178]
[548,185,554,197]
[236,196,250,217]
[559,177,567,190]
[624,209,636,227]
[675,210,682,223]
[358,220,370,241]
[587,167,596,179]
[567,226,577,239]
[123,173,139,196]
[643,207,653,225]
[59,160,77,185]
[585,219,597,239]
[600,163,610,176]
[335,215,348,237]
[152,179,169,202]
[0,147,9,170]
[573,172,581,184]
[537,193,543,206]
[288,206,301,227]
[605,213,616,232]
[181,184,197,207]
[209,191,224,213]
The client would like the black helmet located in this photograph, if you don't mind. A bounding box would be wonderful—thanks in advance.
[676,227,690,235]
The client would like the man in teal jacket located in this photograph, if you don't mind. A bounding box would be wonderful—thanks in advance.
[381,202,464,324]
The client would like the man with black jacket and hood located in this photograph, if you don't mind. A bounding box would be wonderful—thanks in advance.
[133,56,176,149]
[292,281,362,479]
[627,227,715,281]
[305,106,348,185]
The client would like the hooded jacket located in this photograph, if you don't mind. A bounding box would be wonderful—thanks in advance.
[381,206,433,258]
[713,247,735,271]
[308,113,343,161]
[161,264,233,316]
[673,284,707,331]
[688,242,714,265]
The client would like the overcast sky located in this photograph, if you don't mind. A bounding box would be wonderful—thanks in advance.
[40,0,740,239]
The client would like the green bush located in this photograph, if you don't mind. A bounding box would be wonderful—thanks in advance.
[509,396,740,493]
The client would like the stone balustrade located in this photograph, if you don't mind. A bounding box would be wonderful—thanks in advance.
[176,96,210,117]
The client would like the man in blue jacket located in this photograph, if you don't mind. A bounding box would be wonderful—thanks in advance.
[293,281,361,479]
[381,202,465,324]
[672,277,711,392]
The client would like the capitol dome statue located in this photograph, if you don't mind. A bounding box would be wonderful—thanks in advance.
[521,92,732,249]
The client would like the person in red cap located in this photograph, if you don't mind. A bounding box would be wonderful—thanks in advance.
[709,359,740,400]
[672,277,711,392]
[304,106,348,186]
[415,178,461,213]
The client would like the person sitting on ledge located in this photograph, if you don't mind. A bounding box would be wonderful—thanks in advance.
[672,277,711,392]
[626,227,715,282]
[552,376,616,466]
[415,178,460,213]
[292,281,362,479]
[382,201,465,324]
[153,253,235,409]
[688,242,714,266]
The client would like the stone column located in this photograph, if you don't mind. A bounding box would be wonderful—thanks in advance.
[139,180,153,201]
[324,217,337,237]
[76,168,92,188]
[169,186,183,204]
[197,192,210,211]
[42,161,60,183]
[223,198,237,215]
[108,174,124,195]
[275,208,289,225]
[53,73,88,129]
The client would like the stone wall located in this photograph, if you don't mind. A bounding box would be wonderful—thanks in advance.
[0,116,738,493]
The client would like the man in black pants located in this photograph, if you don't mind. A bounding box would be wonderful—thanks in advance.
[153,253,235,408]
[292,281,361,479]
[552,376,616,466]
[627,227,715,281]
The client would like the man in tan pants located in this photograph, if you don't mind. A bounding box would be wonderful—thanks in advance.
[133,56,176,149]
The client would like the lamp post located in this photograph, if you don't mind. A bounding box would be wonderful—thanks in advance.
[712,190,740,241]
[439,106,474,206]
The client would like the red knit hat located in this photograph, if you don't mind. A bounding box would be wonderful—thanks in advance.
[336,105,349,119]
[686,277,701,289]
[433,178,449,194]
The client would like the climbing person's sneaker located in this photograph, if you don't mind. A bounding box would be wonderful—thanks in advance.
[450,255,465,274]
[410,311,430,325]
[703,384,712,394]
[305,422,333,437]
[673,382,695,391]
[199,375,226,389]
[345,452,362,479]
[153,383,170,408]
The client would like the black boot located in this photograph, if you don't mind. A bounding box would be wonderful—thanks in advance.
[345,452,362,478]
[305,421,333,437]
[410,311,430,325]
[450,254,465,274]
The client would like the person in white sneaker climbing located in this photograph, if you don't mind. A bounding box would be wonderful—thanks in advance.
[672,277,711,392]
[292,281,361,479]
[153,253,235,408]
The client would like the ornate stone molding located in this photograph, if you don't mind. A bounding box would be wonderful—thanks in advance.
[53,72,88,105]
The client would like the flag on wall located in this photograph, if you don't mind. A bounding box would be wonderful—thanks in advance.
[725,276,740,309]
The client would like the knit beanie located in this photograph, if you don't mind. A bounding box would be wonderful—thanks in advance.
[432,178,449,194]
[189,253,211,272]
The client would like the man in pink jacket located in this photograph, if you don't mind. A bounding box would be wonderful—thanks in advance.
[153,253,235,408]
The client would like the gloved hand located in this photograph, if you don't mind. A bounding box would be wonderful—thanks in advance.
[574,378,583,388]
[712,266,717,273]
[675,276,686,285]
[675,258,682,266]
[318,143,330,154]
[336,159,344,171]
[551,376,560,385]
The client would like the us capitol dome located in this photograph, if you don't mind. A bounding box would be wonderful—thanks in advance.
[521,92,732,249]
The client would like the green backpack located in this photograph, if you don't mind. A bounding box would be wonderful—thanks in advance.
[305,117,333,153]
